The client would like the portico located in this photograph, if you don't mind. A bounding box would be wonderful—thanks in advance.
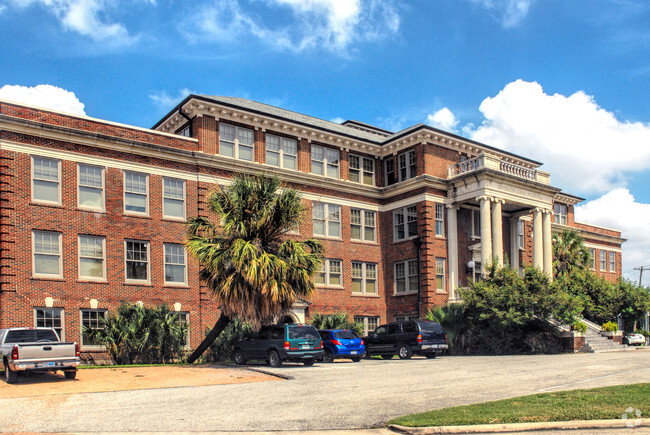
[446,153,560,301]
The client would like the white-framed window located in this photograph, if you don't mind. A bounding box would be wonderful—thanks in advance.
[349,154,374,185]
[219,123,254,161]
[588,248,596,270]
[315,259,342,287]
[472,261,483,281]
[125,240,150,282]
[435,204,445,236]
[265,134,297,170]
[32,230,62,277]
[599,250,607,271]
[354,315,379,336]
[609,252,616,272]
[175,311,190,348]
[78,235,106,280]
[313,202,341,238]
[518,220,525,250]
[311,144,339,178]
[398,150,416,182]
[164,243,187,285]
[395,259,418,294]
[351,262,377,295]
[81,309,107,348]
[35,307,64,340]
[394,314,418,322]
[385,157,396,186]
[472,209,481,238]
[351,209,376,242]
[124,171,148,215]
[554,203,568,225]
[32,156,61,204]
[163,177,186,220]
[393,205,418,241]
[78,164,104,211]
[436,258,446,292]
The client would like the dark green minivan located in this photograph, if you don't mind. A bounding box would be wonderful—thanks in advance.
[233,323,324,367]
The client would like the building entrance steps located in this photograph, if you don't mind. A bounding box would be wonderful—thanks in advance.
[579,321,629,353]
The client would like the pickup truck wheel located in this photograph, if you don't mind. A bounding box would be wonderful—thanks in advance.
[4,361,17,384]
[233,349,247,366]
[267,350,282,368]
[323,350,334,363]
[64,370,77,380]
[398,344,412,359]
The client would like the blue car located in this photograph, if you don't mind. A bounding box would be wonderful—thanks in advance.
[318,329,366,363]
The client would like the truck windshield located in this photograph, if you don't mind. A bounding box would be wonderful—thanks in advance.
[5,329,59,343]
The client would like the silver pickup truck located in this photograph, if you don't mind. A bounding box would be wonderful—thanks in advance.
[0,327,80,383]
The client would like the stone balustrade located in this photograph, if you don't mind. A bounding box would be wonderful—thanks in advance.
[448,153,550,185]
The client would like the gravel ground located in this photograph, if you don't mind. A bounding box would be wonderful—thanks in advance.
[0,351,648,432]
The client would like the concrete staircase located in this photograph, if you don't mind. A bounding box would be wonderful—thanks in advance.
[579,320,629,353]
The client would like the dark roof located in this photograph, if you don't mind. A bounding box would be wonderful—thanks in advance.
[153,94,542,166]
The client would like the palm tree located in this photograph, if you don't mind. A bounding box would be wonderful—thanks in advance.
[552,230,590,279]
[185,174,324,363]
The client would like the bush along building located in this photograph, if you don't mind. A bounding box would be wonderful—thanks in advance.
[0,95,626,358]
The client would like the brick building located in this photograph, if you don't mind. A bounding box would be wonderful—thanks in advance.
[0,95,625,355]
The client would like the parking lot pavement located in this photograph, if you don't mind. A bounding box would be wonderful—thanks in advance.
[1,351,649,432]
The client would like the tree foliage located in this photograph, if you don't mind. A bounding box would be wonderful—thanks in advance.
[202,318,254,363]
[552,230,590,279]
[425,304,469,355]
[310,313,363,336]
[85,302,187,364]
[185,173,324,362]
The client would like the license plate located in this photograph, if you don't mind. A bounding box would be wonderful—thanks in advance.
[301,345,310,349]
[43,362,55,367]
[350,351,357,355]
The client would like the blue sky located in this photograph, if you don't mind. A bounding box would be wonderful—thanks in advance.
[1,0,650,282]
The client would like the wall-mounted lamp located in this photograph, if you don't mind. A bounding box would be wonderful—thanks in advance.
[466,260,475,274]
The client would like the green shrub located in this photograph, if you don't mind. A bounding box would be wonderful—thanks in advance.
[310,313,363,336]
[571,322,587,333]
[202,318,253,363]
[84,302,187,365]
[635,329,649,338]
[602,321,618,332]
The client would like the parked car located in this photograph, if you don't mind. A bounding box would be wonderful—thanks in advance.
[233,323,323,367]
[363,320,448,359]
[0,327,80,384]
[318,329,366,362]
[623,333,646,346]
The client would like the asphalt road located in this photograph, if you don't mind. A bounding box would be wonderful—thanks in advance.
[1,351,649,432]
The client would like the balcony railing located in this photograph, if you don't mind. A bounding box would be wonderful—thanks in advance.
[448,153,549,185]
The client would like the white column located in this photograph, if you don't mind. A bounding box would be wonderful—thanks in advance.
[543,209,553,280]
[510,217,520,271]
[446,205,459,301]
[479,197,492,274]
[533,208,543,269]
[491,199,503,267]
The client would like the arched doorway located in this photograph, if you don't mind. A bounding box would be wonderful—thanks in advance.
[279,314,297,324]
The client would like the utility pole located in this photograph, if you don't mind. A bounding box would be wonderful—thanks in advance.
[633,265,650,286]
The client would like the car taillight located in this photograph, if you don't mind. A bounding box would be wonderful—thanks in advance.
[360,339,364,345]
[331,339,342,346]
[284,341,290,350]
[445,334,448,343]
[11,345,19,360]
[316,340,323,349]
[75,342,80,357]
[417,334,422,344]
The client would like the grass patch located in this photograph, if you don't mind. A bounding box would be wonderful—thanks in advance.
[389,384,649,427]
[78,363,190,369]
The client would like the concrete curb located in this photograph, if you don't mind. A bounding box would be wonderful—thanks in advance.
[388,418,648,434]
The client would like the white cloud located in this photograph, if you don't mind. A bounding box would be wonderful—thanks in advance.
[180,0,400,53]
[149,88,193,110]
[426,107,458,133]
[469,80,650,195]
[0,84,85,115]
[470,0,531,28]
[575,189,650,282]
[6,0,138,46]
